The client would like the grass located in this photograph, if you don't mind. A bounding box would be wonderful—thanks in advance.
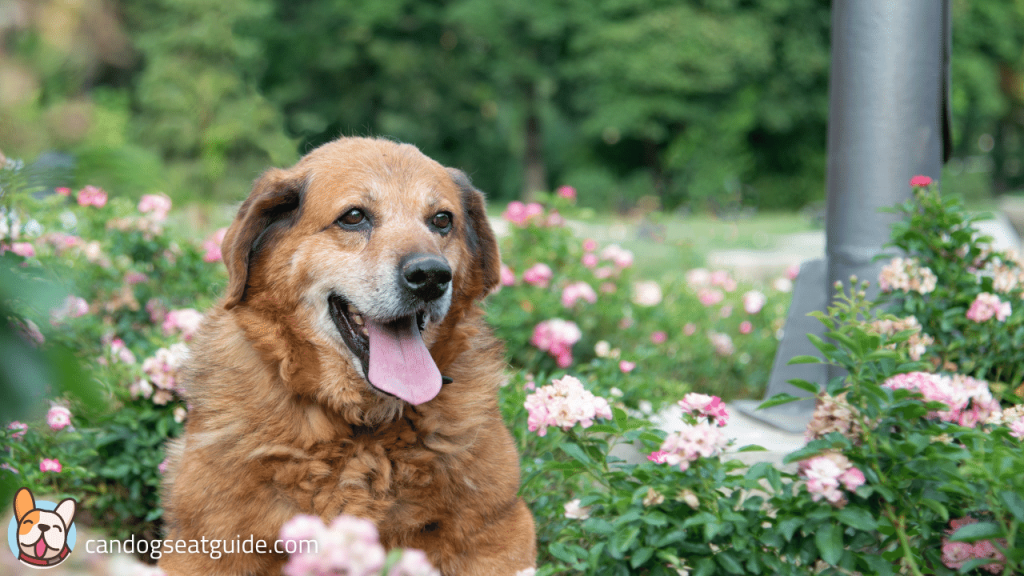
[529,210,819,280]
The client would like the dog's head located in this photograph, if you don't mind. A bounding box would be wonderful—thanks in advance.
[220,137,500,409]
[14,488,75,563]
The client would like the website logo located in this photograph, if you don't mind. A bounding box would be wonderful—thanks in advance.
[8,487,77,569]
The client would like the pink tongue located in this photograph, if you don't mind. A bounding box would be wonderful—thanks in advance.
[366,317,442,405]
[36,538,47,557]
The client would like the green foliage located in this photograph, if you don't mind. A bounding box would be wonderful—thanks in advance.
[3,0,1023,206]
[0,159,223,546]
[880,180,1024,387]
[486,193,790,404]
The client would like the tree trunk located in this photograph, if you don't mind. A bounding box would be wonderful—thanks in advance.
[521,90,546,201]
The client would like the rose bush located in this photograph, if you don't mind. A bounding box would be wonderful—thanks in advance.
[6,153,1020,576]
[496,179,1023,575]
[488,192,793,406]
[0,156,225,544]
[502,281,1022,575]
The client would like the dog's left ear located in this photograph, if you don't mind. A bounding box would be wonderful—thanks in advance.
[222,168,304,309]
[14,488,34,521]
[449,169,500,299]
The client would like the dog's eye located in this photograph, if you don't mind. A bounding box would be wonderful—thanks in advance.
[338,209,366,227]
[431,212,452,233]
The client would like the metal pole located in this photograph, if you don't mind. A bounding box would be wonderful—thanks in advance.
[737,0,950,432]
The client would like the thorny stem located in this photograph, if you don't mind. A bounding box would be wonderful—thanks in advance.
[882,504,926,576]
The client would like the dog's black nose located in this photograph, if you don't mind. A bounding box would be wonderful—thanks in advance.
[37,524,50,532]
[400,254,452,302]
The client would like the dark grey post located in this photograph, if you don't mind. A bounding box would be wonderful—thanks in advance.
[736,0,951,432]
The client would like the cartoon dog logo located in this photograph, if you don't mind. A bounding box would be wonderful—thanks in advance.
[11,487,76,568]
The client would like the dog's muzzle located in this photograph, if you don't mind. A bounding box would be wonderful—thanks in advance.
[329,253,453,406]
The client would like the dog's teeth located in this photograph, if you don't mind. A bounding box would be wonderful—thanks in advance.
[352,314,364,326]
[360,326,368,336]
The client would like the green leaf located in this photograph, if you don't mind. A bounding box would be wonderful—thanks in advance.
[587,542,606,572]
[949,522,1005,542]
[837,508,878,532]
[694,557,716,576]
[716,551,745,574]
[548,542,577,564]
[642,510,668,527]
[787,356,822,366]
[815,523,843,565]
[736,444,768,452]
[918,498,949,523]
[777,517,803,541]
[860,554,895,576]
[559,442,593,465]
[807,333,837,354]
[782,440,832,464]
[959,558,996,573]
[611,524,640,556]
[999,490,1024,522]
[583,518,615,536]
[786,378,821,394]
[630,547,654,568]
[681,512,716,529]
[757,393,805,410]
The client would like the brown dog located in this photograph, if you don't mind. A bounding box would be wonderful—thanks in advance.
[159,137,536,575]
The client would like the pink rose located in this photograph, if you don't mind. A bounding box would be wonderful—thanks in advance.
[561,281,597,308]
[523,263,553,288]
[556,185,576,201]
[910,175,932,187]
[742,290,767,314]
[650,331,667,344]
[647,451,669,464]
[698,288,724,307]
[47,406,72,431]
[76,185,108,207]
[138,193,172,221]
[40,458,62,473]
[10,242,35,258]
[55,187,71,196]
[619,360,636,373]
[738,321,753,335]
[582,239,597,253]
[7,421,28,439]
[202,228,228,263]
[499,264,516,287]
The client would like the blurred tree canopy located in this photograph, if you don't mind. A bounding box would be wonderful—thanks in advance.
[0,0,1022,209]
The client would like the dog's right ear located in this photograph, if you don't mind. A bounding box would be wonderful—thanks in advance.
[54,498,76,528]
[14,488,34,521]
[222,168,304,309]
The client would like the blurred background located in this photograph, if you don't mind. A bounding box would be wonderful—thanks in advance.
[0,0,1022,213]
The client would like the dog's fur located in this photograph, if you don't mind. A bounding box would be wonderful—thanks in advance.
[14,488,76,568]
[159,137,535,575]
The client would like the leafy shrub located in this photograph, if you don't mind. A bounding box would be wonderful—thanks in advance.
[879,176,1024,388]
[0,158,227,544]
[504,281,1023,575]
[487,190,792,406]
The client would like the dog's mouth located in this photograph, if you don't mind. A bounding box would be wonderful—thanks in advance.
[328,294,442,405]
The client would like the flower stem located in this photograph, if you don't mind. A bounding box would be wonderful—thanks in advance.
[883,504,925,576]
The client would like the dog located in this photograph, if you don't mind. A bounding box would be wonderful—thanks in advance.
[13,487,76,568]
[159,137,536,575]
